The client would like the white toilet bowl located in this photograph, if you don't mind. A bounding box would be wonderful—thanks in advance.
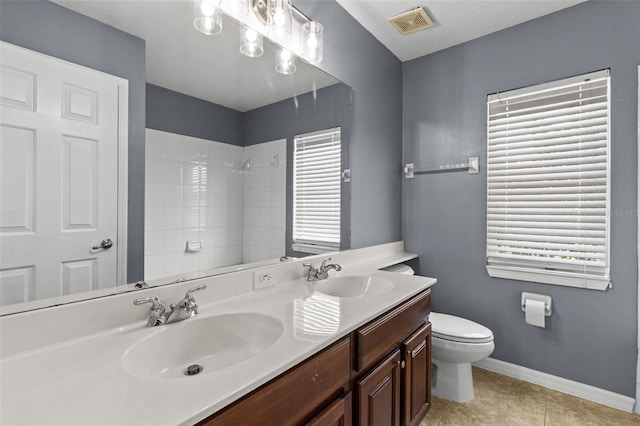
[430,312,494,403]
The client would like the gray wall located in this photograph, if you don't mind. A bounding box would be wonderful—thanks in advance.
[402,1,639,396]
[243,83,353,255]
[146,84,243,146]
[0,0,146,283]
[295,0,403,249]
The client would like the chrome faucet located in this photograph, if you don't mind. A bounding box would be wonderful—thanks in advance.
[165,284,207,324]
[133,284,207,327]
[303,258,342,281]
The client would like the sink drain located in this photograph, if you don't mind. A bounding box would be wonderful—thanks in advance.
[185,364,203,376]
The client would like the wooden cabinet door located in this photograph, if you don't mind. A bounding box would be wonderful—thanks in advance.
[356,349,401,426]
[402,323,431,426]
[305,392,352,426]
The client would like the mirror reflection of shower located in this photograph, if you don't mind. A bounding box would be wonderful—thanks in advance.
[145,132,286,280]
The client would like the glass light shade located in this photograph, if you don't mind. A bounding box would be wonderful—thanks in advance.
[193,0,222,35]
[275,48,296,75]
[240,26,264,58]
[301,21,323,64]
[219,0,249,18]
[267,0,292,42]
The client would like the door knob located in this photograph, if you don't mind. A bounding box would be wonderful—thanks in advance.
[92,239,113,250]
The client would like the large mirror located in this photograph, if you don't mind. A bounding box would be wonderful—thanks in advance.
[0,0,352,314]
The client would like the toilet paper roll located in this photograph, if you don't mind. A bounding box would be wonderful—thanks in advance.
[525,299,546,328]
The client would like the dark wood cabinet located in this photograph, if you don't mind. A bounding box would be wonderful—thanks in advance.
[199,338,350,426]
[306,392,352,426]
[198,289,432,426]
[402,323,431,426]
[356,350,402,426]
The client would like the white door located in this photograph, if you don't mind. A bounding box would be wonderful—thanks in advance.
[0,42,124,306]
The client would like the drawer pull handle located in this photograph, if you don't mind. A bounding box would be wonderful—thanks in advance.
[411,340,427,358]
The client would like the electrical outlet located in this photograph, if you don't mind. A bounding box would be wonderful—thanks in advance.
[253,268,276,290]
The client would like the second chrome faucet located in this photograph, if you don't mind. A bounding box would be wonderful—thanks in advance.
[303,258,342,281]
[134,284,207,327]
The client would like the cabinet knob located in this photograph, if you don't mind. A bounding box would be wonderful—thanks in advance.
[399,360,405,369]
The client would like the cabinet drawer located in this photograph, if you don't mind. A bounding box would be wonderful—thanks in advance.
[200,337,350,426]
[354,290,430,372]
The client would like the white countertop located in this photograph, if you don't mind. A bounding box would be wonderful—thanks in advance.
[0,244,435,426]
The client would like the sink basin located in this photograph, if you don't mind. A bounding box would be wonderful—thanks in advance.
[314,275,395,298]
[122,313,283,380]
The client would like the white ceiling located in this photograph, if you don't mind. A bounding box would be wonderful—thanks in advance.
[53,1,339,111]
[336,0,588,62]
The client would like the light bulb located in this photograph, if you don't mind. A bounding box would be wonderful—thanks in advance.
[306,34,318,50]
[245,28,258,42]
[280,49,292,61]
[200,1,215,17]
[273,9,286,27]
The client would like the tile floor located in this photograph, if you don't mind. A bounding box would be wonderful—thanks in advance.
[421,367,640,426]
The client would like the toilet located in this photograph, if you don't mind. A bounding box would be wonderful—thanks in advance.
[382,264,495,403]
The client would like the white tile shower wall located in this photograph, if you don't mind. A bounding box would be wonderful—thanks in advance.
[145,129,244,279]
[243,140,287,263]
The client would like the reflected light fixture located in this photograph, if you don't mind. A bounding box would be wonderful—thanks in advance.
[193,0,222,35]
[267,0,292,42]
[275,48,296,75]
[240,25,264,57]
[301,21,323,64]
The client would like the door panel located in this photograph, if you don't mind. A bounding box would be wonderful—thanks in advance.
[0,42,122,305]
[356,349,401,426]
[402,323,432,426]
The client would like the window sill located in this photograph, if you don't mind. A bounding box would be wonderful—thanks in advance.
[486,265,611,291]
[292,243,338,255]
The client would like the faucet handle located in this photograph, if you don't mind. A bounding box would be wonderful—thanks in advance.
[185,284,207,300]
[133,296,164,310]
[320,258,332,269]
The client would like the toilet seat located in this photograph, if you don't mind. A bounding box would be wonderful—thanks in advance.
[430,312,493,344]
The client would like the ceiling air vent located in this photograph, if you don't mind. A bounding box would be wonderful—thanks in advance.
[388,7,434,35]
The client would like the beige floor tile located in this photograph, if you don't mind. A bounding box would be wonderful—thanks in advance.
[420,396,450,426]
[470,367,547,425]
[545,390,640,426]
[437,400,537,426]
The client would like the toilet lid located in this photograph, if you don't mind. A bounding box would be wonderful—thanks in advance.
[429,312,494,344]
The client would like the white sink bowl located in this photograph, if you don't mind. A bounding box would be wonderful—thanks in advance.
[314,275,395,298]
[122,313,283,380]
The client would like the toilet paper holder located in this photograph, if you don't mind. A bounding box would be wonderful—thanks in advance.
[521,292,552,316]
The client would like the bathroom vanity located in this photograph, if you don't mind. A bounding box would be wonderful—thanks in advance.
[0,243,436,425]
[200,289,431,426]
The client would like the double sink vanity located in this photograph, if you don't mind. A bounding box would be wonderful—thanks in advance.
[0,243,436,425]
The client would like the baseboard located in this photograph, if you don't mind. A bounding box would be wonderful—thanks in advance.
[473,357,636,413]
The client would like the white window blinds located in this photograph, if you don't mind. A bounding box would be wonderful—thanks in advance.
[293,127,341,254]
[486,70,610,290]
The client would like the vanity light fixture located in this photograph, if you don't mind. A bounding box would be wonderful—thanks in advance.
[193,0,223,35]
[192,0,324,74]
[240,25,264,57]
[275,48,296,75]
[267,0,292,42]
[301,20,323,64]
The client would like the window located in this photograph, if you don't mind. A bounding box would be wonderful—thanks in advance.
[486,70,610,290]
[293,127,341,254]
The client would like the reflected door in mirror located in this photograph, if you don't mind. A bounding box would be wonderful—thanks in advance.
[0,42,125,306]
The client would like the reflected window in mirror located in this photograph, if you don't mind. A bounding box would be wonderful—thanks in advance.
[292,127,341,254]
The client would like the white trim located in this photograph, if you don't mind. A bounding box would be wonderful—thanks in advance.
[486,265,610,291]
[117,82,129,286]
[635,64,640,414]
[474,357,636,413]
[292,242,337,255]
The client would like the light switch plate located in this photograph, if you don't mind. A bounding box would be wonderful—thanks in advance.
[253,268,276,290]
